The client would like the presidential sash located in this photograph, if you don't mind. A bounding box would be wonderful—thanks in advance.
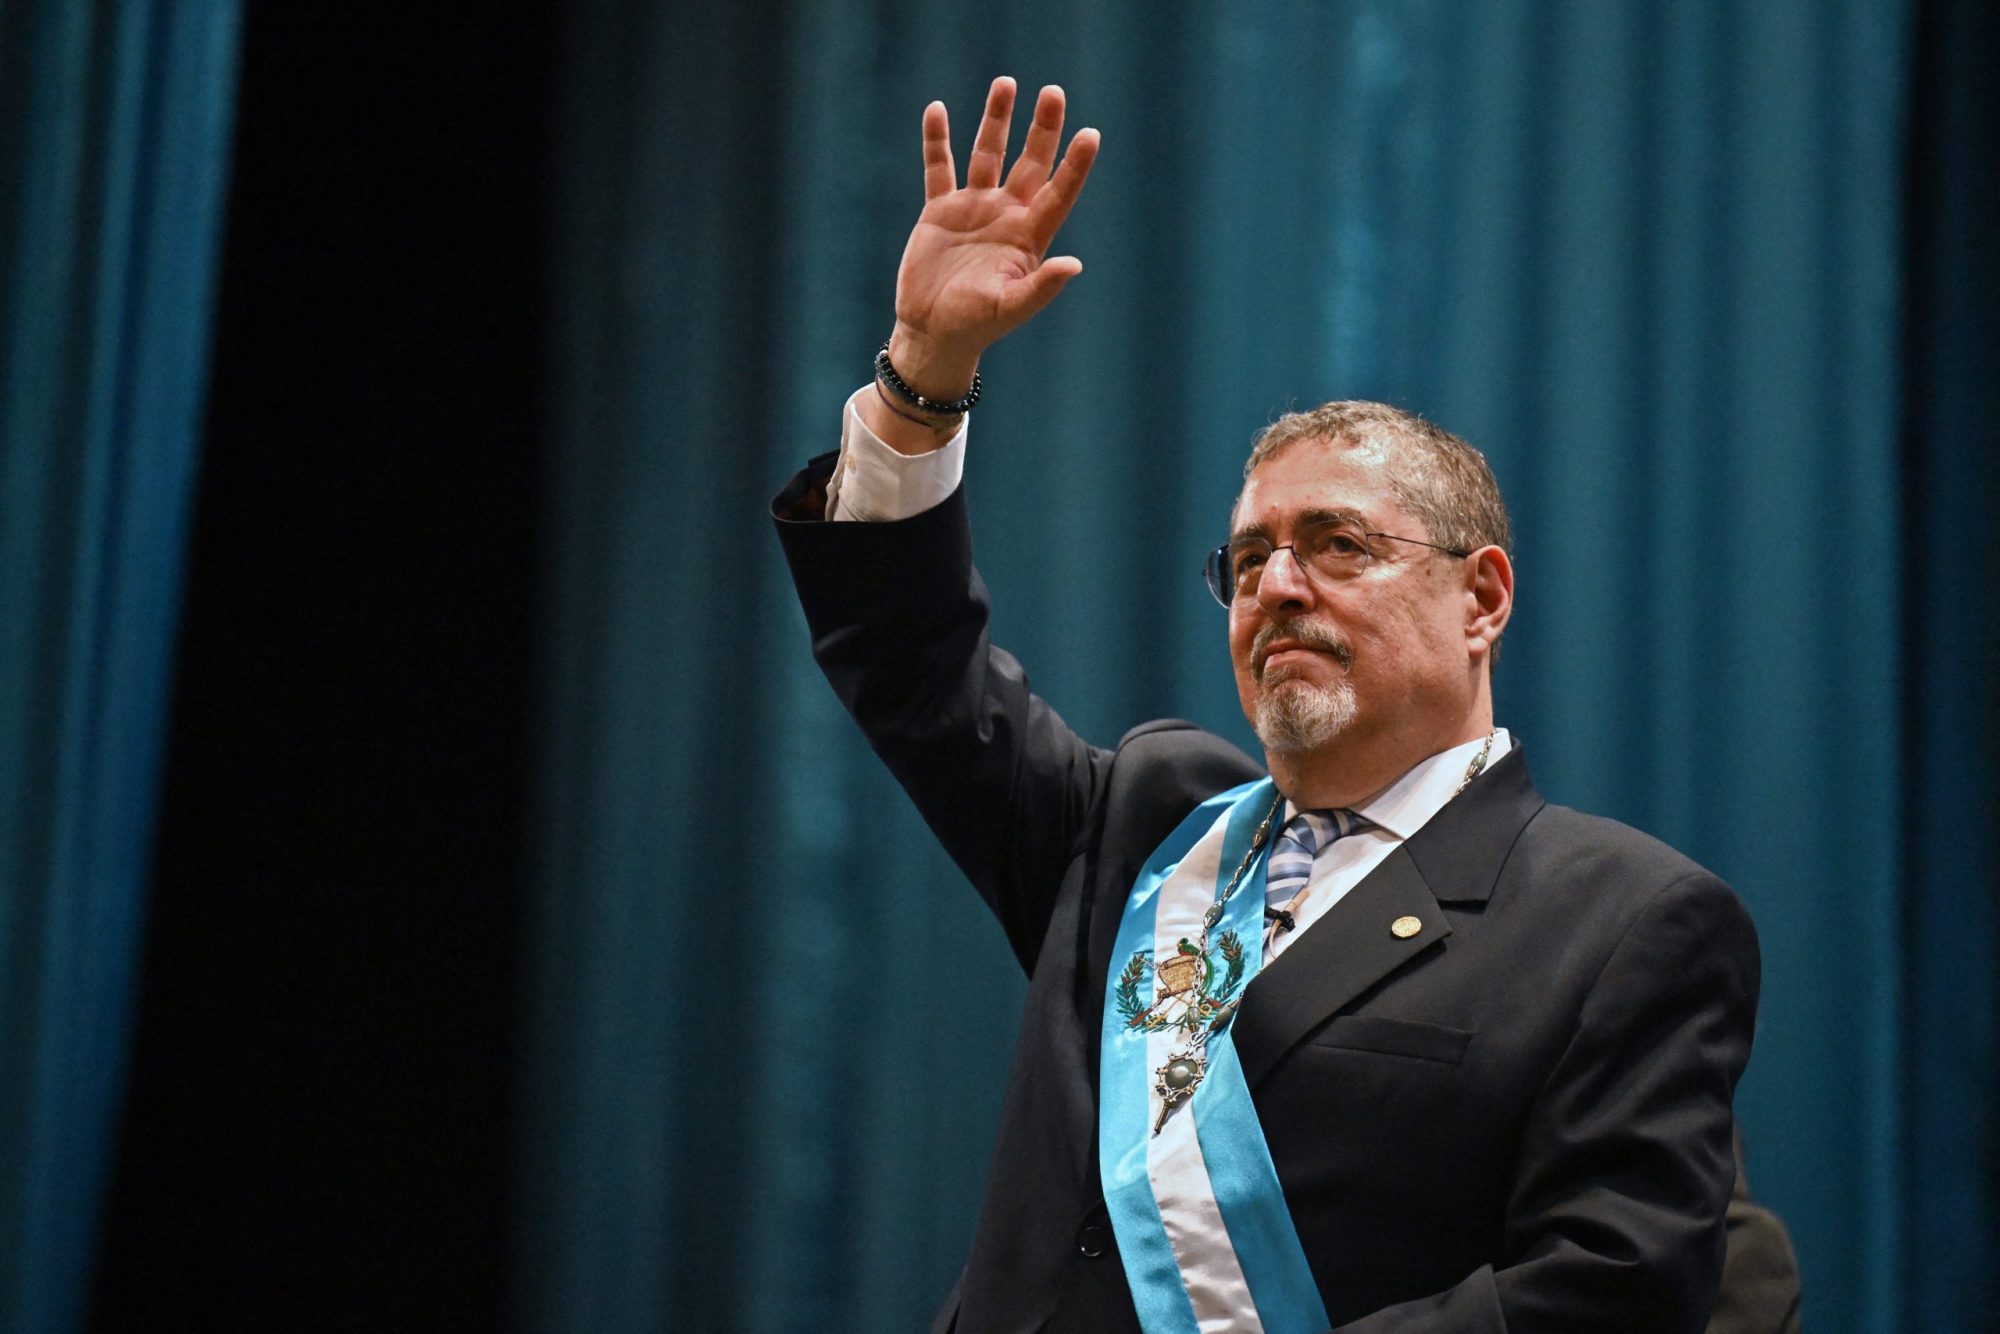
[1098,778,1331,1333]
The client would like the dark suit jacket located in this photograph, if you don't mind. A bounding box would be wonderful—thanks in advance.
[776,458,1770,1333]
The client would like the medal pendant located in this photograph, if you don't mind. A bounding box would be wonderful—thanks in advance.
[1151,1053,1206,1135]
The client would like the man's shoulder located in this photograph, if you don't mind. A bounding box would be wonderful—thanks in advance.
[1108,717,1262,787]
[1097,719,1264,862]
[1511,802,1756,946]
[1522,802,1720,885]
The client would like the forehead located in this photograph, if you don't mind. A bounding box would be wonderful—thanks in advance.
[1231,435,1411,536]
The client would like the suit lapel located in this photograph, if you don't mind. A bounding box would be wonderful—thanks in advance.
[1230,747,1545,1092]
[1231,848,1448,1091]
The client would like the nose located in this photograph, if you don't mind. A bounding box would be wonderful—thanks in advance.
[1255,543,1318,614]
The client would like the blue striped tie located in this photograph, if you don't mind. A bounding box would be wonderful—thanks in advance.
[1263,809,1364,946]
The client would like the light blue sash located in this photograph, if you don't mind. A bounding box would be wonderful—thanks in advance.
[1098,778,1330,1333]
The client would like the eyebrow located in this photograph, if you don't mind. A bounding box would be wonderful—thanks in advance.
[1230,506,1372,545]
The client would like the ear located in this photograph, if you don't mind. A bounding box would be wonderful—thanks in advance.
[1464,545,1513,663]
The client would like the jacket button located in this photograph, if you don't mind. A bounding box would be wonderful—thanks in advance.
[1076,1225,1107,1258]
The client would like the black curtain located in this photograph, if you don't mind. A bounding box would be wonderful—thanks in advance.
[90,6,553,1331]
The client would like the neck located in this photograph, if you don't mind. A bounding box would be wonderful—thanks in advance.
[1268,695,1493,810]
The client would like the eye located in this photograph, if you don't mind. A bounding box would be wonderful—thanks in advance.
[1299,523,1374,575]
[1304,522,1370,557]
[1228,544,1269,580]
[1320,530,1368,557]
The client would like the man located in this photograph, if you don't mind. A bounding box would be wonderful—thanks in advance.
[774,78,1794,1333]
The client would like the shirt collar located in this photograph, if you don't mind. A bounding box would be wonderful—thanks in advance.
[1286,728,1513,842]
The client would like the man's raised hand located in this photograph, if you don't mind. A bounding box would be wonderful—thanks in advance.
[885,78,1100,402]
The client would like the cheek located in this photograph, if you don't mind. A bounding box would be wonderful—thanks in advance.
[1227,612,1257,670]
[1341,605,1426,682]
[1412,586,1470,651]
[1228,616,1261,705]
[1364,593,1461,680]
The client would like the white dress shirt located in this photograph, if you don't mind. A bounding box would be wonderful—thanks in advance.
[824,386,967,522]
[1264,729,1512,960]
[826,388,1513,954]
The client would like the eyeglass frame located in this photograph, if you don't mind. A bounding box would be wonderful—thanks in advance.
[1203,520,1473,607]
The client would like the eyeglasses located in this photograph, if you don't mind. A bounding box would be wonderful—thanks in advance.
[1203,517,1471,606]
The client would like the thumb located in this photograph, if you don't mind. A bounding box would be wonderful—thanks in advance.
[1002,256,1083,324]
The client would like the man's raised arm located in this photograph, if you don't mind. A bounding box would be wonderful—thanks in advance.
[853,76,1098,461]
[770,81,1117,968]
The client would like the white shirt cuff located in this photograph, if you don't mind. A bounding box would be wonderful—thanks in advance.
[825,386,967,522]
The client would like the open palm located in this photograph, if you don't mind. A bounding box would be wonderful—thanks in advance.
[894,80,1100,356]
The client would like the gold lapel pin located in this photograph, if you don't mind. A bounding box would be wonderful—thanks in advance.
[1391,915,1422,939]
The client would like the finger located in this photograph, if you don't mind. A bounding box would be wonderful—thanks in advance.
[1000,255,1084,325]
[965,76,1017,190]
[1003,85,1065,199]
[1028,126,1100,247]
[921,101,955,199]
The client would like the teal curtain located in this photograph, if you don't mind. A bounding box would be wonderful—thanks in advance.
[0,3,240,1330]
[529,3,1988,1332]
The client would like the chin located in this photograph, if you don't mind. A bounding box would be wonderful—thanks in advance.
[1254,678,1357,754]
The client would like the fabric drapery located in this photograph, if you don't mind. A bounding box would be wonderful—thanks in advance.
[528,3,1994,1331]
[0,3,241,1330]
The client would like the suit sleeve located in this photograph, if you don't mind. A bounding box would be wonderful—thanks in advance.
[773,457,1111,973]
[1335,870,1762,1334]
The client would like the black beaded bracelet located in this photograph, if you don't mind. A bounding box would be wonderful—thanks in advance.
[875,343,982,418]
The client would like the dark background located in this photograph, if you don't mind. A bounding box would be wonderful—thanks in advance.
[90,7,553,1329]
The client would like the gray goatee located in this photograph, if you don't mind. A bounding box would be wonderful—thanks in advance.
[1256,675,1357,753]
[1251,618,1356,754]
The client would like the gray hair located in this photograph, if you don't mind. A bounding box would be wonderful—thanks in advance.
[1241,401,1513,561]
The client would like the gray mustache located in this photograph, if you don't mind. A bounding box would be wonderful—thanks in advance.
[1253,619,1354,676]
